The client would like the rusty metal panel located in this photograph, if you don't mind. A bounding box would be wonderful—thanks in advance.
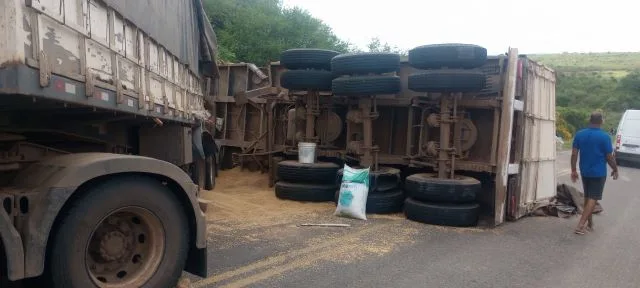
[117,56,138,92]
[165,82,176,109]
[139,67,149,108]
[38,14,82,76]
[1,0,210,125]
[22,8,35,61]
[64,0,87,35]
[29,0,64,23]
[88,0,109,46]
[148,40,160,74]
[176,87,185,112]
[148,73,164,105]
[85,39,114,83]
[516,58,557,218]
[137,31,146,66]
[160,47,169,79]
[123,22,137,62]
[110,11,125,56]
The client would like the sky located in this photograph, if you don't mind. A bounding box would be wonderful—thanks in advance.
[281,0,637,55]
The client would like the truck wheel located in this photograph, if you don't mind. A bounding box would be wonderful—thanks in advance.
[336,167,401,193]
[408,70,486,93]
[404,198,480,227]
[334,189,405,214]
[331,52,401,75]
[277,160,340,184]
[405,173,480,203]
[332,75,401,96]
[366,189,405,214]
[408,43,487,69]
[49,177,189,288]
[275,181,336,202]
[204,154,216,190]
[280,70,334,91]
[280,48,340,70]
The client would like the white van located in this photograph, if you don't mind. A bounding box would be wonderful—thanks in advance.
[615,109,640,165]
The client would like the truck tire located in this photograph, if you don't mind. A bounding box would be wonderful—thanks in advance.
[192,155,215,191]
[404,198,480,227]
[280,48,340,70]
[204,155,216,190]
[275,181,335,202]
[366,189,405,214]
[48,177,189,288]
[405,173,480,203]
[333,189,405,214]
[277,160,340,184]
[331,52,401,75]
[332,75,401,96]
[408,70,486,93]
[280,70,334,91]
[408,43,487,69]
[336,166,401,193]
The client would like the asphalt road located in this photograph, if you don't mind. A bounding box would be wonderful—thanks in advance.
[193,151,640,288]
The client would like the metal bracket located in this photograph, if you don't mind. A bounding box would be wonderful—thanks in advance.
[38,51,50,88]
[163,93,170,115]
[85,72,95,98]
[138,91,146,110]
[115,79,124,104]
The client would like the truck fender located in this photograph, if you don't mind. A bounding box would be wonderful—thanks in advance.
[10,153,207,278]
[192,120,206,160]
[0,195,25,281]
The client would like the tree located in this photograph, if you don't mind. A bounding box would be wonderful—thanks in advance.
[366,37,407,55]
[203,0,351,64]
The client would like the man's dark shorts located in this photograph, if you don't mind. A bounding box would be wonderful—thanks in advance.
[582,176,606,200]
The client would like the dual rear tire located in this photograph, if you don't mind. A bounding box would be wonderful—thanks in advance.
[49,177,189,288]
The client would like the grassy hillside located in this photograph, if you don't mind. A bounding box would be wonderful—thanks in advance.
[531,52,640,75]
[527,52,640,142]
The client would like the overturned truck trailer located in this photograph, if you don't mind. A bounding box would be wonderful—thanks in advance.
[211,47,557,227]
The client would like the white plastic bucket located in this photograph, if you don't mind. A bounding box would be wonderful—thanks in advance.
[298,142,317,164]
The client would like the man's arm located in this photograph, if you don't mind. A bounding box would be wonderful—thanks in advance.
[571,148,579,173]
[604,136,618,175]
[606,153,618,172]
[571,134,580,173]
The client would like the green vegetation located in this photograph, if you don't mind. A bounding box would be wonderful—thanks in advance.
[201,1,640,141]
[531,53,640,140]
[203,0,352,64]
[202,0,406,64]
[532,52,640,73]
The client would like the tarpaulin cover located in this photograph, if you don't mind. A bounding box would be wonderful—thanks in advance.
[104,0,218,77]
[532,184,604,218]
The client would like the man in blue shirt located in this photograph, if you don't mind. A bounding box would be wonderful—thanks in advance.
[571,112,618,235]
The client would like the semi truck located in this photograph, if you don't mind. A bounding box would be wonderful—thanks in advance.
[0,0,217,286]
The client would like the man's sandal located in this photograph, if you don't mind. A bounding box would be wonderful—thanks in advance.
[574,225,588,235]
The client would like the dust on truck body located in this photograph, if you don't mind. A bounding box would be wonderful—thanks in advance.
[211,47,557,226]
[0,0,218,286]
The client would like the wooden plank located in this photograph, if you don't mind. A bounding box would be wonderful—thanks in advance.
[494,48,519,226]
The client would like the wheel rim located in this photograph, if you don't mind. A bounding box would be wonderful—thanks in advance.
[85,207,165,287]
